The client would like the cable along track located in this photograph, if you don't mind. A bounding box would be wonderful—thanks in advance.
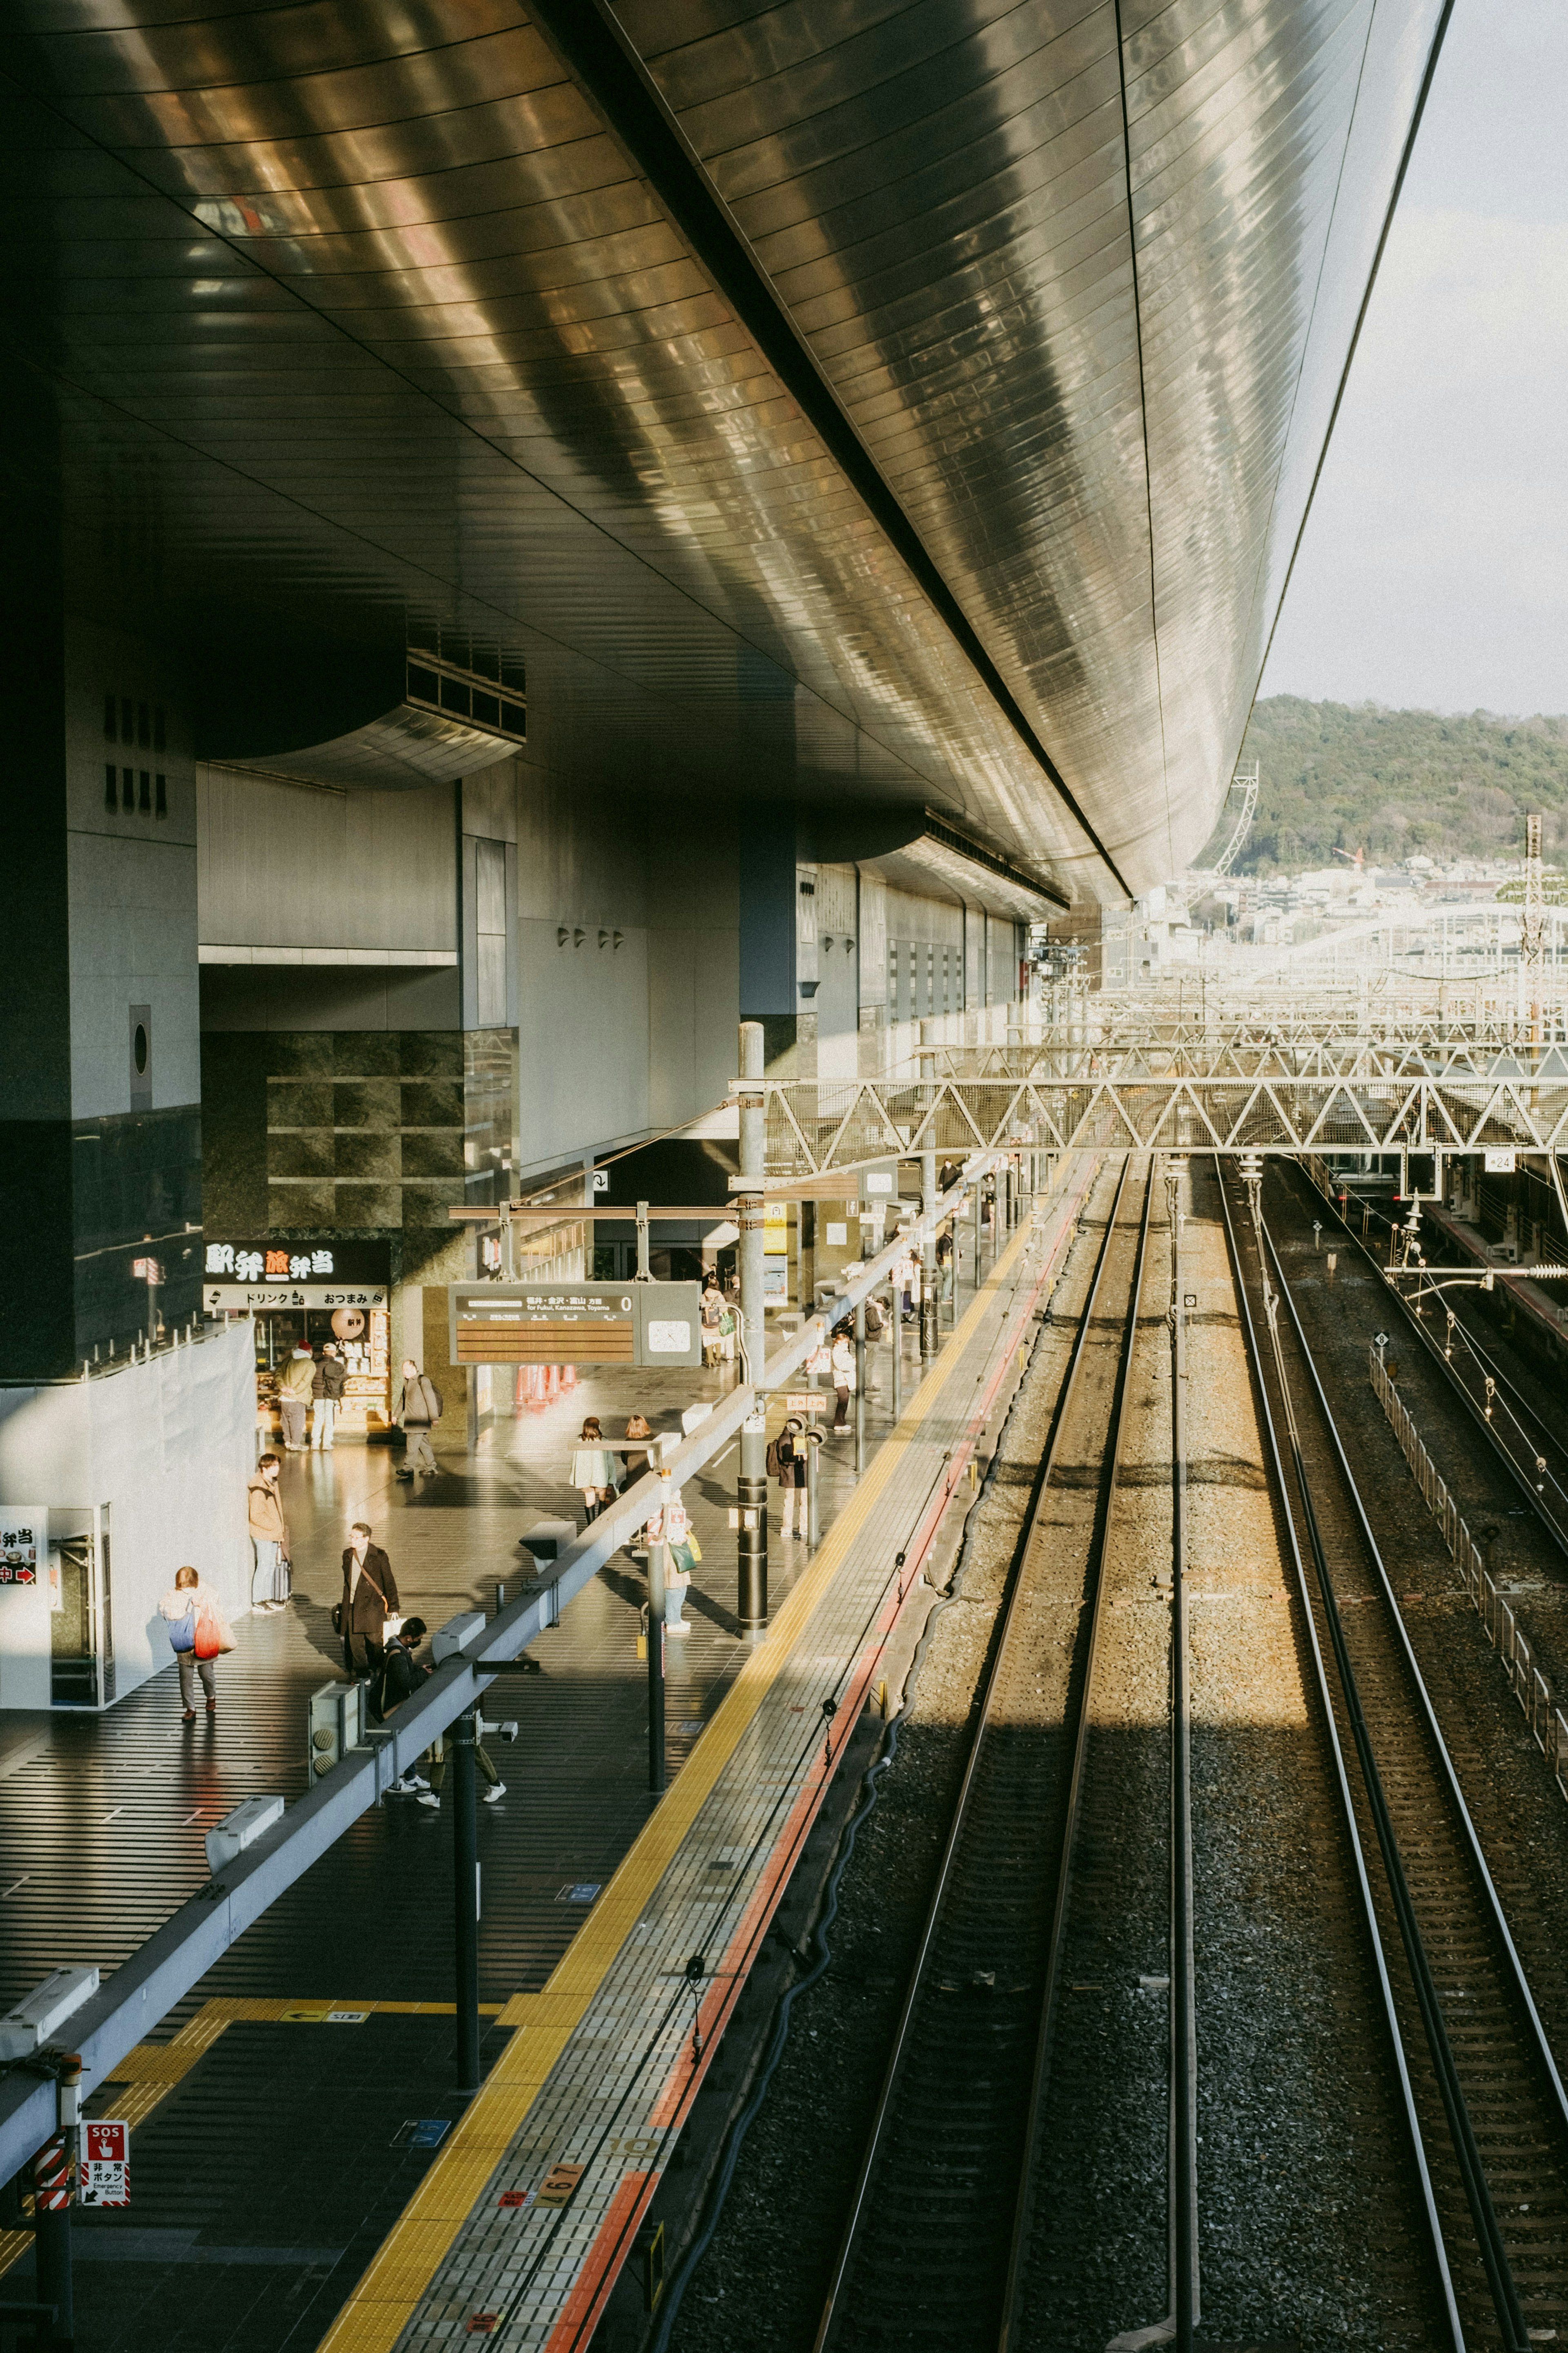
[812,1157,1156,2353]
[1226,1163,1568,2351]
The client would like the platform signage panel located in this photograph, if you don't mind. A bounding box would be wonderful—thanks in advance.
[448,1282,702,1368]
[80,2119,129,2206]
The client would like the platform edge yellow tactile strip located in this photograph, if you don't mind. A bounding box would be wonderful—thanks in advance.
[316,1199,1060,2353]
[0,1995,507,2282]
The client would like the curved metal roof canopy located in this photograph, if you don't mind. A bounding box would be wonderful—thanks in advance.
[0,0,1450,901]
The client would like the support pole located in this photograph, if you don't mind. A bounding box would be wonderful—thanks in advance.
[920,1151,939,1359]
[33,2061,78,2349]
[889,1287,902,1425]
[806,1430,822,1548]
[635,1200,651,1282]
[737,1025,766,1387]
[453,1707,480,2093]
[853,1297,866,1476]
[735,1021,768,1636]
[737,1410,768,1630]
[648,1476,668,1792]
[973,1180,984,1291]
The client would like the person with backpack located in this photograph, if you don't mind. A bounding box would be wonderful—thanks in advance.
[768,1416,808,1539]
[394,1358,443,1479]
[338,1519,399,1680]
[645,1484,698,1633]
[159,1566,234,1720]
[374,1623,508,1806]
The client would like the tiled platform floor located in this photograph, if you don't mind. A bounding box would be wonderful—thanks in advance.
[0,1169,1091,2350]
[318,1180,1091,2353]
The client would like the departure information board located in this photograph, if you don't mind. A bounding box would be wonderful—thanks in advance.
[448,1281,702,1368]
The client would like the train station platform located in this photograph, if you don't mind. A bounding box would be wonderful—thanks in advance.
[0,1161,1092,2351]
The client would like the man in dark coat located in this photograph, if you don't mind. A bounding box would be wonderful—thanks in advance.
[341,1519,399,1680]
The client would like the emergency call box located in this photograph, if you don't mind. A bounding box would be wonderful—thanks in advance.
[448,1281,702,1369]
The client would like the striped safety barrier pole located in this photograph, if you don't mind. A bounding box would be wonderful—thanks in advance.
[32,2128,71,2210]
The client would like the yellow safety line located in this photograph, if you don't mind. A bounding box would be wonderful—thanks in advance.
[0,1996,506,2279]
[319,1195,1065,2353]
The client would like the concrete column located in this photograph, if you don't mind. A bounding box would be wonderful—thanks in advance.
[0,594,201,1378]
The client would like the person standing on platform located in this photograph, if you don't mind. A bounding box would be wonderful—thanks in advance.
[893,1238,915,1323]
[278,1343,315,1450]
[393,1358,443,1479]
[699,1277,724,1368]
[937,1227,954,1304]
[646,1486,697,1633]
[311,1341,346,1450]
[339,1519,399,1681]
[570,1417,617,1523]
[769,1416,808,1538]
[416,1713,508,1808]
[618,1412,654,1493]
[158,1566,232,1721]
[830,1326,856,1433]
[247,1453,290,1612]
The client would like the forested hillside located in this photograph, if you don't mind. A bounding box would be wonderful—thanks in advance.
[1198,699,1568,875]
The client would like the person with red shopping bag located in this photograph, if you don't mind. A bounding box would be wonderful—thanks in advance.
[158,1566,235,1722]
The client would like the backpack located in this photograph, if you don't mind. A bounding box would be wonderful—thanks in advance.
[421,1376,444,1419]
[765,1436,783,1480]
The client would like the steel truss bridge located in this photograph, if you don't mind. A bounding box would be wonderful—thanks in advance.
[751,1039,1568,1180]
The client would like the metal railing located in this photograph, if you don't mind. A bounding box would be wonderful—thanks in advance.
[1369,1347,1568,1793]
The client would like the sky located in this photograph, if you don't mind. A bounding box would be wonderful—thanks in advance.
[1258,7,1568,718]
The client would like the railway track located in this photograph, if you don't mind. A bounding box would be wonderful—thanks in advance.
[811,1156,1158,2352]
[1225,1160,1568,2350]
[1308,1169,1568,1560]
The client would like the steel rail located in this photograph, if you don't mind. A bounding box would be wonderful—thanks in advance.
[1168,1168,1199,2352]
[997,1161,1154,2348]
[811,1155,1146,2351]
[1257,1198,1568,2353]
[1216,1165,1462,2349]
[1306,1171,1568,1560]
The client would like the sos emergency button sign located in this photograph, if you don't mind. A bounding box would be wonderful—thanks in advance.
[80,2119,129,2206]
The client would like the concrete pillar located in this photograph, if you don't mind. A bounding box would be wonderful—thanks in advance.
[0,591,201,1377]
